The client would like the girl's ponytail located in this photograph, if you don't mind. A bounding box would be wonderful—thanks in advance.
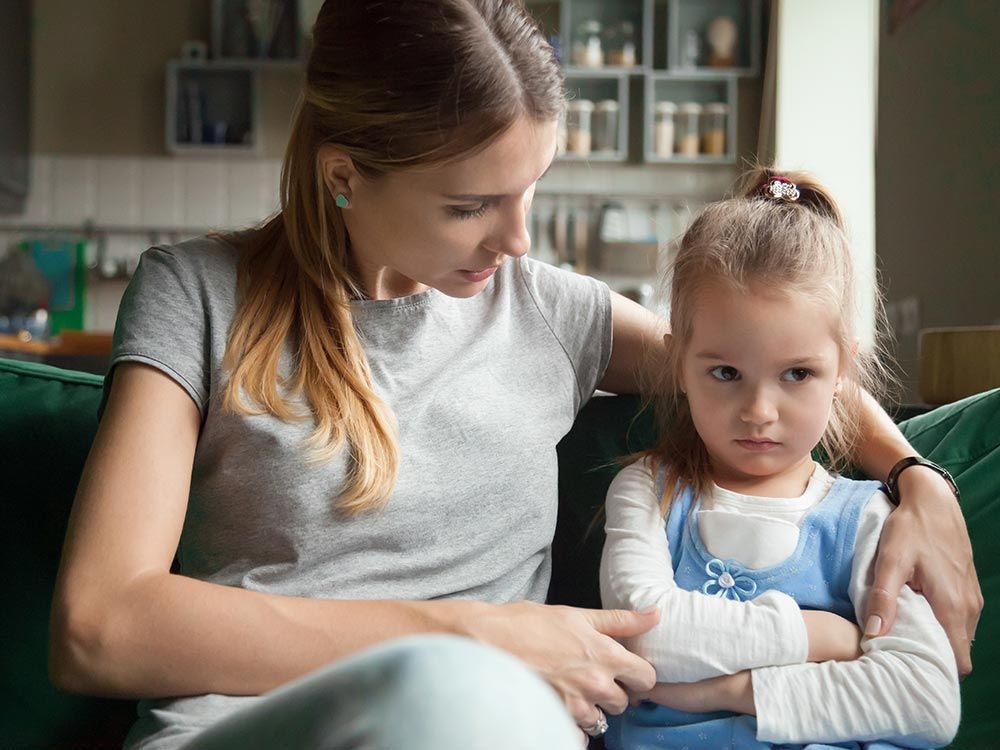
[739,166,847,231]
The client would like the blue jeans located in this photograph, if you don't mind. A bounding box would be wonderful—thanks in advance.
[176,635,580,750]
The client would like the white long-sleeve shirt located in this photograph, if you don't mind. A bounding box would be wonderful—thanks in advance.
[599,459,960,747]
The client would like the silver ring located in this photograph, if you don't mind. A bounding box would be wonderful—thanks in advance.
[582,709,609,737]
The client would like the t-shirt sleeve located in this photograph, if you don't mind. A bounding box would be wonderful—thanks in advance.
[98,246,212,420]
[516,257,612,410]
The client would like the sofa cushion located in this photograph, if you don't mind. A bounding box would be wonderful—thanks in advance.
[898,388,1000,749]
[0,358,135,748]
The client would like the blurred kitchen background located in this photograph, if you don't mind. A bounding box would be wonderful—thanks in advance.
[0,0,997,405]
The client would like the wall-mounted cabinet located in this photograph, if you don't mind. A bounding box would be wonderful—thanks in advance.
[529,0,761,165]
[166,62,259,155]
[643,74,736,163]
[561,72,630,162]
[165,0,303,155]
[665,0,762,77]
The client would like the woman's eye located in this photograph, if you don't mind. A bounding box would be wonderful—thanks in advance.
[709,366,740,381]
[448,203,489,220]
[781,368,813,382]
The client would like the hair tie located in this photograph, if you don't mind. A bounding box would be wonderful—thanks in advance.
[762,175,800,202]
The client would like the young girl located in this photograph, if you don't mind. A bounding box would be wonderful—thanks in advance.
[600,169,961,749]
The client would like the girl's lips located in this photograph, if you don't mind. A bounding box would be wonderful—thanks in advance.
[735,439,781,452]
[459,266,498,282]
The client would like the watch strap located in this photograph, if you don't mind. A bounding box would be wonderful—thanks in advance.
[885,456,960,506]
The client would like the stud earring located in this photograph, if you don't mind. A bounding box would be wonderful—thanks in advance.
[335,193,351,209]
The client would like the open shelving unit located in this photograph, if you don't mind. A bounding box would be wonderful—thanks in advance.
[526,0,762,165]
[165,0,304,155]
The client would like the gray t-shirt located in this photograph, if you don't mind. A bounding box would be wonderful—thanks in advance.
[103,236,612,748]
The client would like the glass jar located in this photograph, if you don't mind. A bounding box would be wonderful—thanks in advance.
[702,102,729,156]
[654,101,677,158]
[566,99,594,156]
[593,100,619,153]
[573,20,604,68]
[606,21,637,67]
[676,102,702,156]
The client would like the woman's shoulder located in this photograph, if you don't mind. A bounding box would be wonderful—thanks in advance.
[140,234,240,281]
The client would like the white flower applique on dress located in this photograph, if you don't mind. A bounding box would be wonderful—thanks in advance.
[701,558,757,601]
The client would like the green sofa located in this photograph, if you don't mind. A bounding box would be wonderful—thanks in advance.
[1,357,996,749]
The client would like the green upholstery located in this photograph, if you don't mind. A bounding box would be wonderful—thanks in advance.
[1,356,995,748]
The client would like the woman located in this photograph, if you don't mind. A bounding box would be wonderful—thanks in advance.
[49,2,980,749]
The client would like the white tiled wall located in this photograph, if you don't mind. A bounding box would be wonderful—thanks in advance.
[0,154,284,332]
[0,154,732,330]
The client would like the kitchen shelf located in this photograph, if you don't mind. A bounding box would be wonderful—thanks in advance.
[165,62,260,155]
[526,0,759,166]
[643,73,737,163]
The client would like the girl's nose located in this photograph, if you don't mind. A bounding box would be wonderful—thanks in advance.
[740,386,778,425]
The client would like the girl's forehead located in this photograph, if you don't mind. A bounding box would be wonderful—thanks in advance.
[687,285,841,348]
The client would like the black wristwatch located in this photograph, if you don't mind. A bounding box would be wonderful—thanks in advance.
[885,456,960,506]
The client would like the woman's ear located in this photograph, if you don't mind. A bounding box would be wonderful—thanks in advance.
[317,145,359,198]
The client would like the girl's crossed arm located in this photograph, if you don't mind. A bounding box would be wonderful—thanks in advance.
[599,460,861,684]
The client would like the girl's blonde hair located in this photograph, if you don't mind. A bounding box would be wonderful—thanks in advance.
[643,166,895,516]
[220,1,563,516]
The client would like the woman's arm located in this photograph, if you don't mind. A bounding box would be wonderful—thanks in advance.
[600,461,860,683]
[600,297,982,676]
[853,390,981,677]
[49,363,657,728]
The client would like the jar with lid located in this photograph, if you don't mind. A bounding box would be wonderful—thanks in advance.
[566,99,594,156]
[606,21,637,67]
[654,101,677,158]
[702,102,728,156]
[676,102,702,156]
[572,20,604,68]
[592,100,619,154]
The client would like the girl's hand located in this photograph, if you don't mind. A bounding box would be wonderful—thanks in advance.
[460,602,659,730]
[865,467,982,678]
[801,610,863,663]
[632,671,756,715]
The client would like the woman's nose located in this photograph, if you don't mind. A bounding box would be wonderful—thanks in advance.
[490,196,531,258]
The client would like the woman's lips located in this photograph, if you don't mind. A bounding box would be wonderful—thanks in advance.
[459,266,498,282]
[735,439,781,452]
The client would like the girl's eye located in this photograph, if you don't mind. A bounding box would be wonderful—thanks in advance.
[709,366,740,382]
[781,368,813,382]
[448,203,489,220]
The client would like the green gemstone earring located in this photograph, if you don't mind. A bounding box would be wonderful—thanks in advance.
[335,193,351,209]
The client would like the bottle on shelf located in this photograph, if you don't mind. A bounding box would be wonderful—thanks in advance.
[566,99,594,155]
[593,100,620,154]
[572,20,604,68]
[676,102,703,156]
[606,21,637,68]
[654,101,677,158]
[702,102,729,156]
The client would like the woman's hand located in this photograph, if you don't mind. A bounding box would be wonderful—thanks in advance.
[632,671,755,715]
[460,602,659,730]
[865,467,982,678]
[801,610,862,663]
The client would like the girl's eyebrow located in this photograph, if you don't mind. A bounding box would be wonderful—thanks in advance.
[694,351,727,360]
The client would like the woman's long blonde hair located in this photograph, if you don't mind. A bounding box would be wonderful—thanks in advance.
[221,1,563,516]
[643,167,896,516]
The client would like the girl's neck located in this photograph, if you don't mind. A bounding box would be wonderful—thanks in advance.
[709,454,818,499]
